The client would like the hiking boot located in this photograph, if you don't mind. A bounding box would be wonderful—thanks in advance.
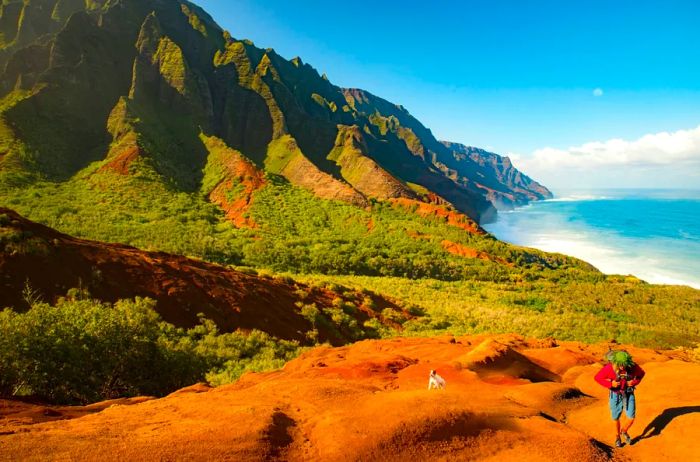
[622,431,631,444]
[615,438,623,448]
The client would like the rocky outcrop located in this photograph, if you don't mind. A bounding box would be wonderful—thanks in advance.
[328,125,416,200]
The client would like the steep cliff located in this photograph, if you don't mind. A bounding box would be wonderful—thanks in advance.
[441,141,553,209]
[0,0,550,224]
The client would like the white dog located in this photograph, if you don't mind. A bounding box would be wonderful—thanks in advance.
[428,369,446,390]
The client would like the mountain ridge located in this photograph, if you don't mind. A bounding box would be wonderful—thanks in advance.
[0,0,550,225]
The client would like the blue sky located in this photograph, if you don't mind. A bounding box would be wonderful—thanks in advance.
[194,0,700,189]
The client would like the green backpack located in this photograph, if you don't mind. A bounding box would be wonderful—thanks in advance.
[605,349,634,367]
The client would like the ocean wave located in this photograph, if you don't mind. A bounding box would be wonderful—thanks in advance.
[679,229,700,241]
[530,235,700,288]
[639,272,700,290]
[545,195,611,202]
[487,222,700,290]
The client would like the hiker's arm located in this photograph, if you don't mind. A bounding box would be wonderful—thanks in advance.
[594,366,614,388]
[628,365,646,386]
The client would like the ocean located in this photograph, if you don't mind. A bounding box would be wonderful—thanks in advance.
[483,189,700,289]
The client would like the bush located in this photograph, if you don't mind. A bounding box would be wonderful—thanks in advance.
[381,308,407,324]
[0,295,301,404]
[0,297,194,403]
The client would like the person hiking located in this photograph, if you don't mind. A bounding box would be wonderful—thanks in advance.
[594,350,646,448]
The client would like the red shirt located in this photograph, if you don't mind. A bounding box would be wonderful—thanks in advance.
[595,363,645,391]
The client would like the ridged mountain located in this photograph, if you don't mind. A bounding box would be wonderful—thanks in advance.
[440,142,552,209]
[0,0,549,224]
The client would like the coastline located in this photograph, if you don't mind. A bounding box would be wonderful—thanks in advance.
[484,189,700,289]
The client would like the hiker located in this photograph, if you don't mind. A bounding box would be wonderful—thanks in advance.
[594,351,646,448]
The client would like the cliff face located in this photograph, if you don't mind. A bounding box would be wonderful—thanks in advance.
[0,0,549,223]
[441,141,553,210]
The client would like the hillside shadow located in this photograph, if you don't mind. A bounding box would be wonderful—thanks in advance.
[633,406,700,444]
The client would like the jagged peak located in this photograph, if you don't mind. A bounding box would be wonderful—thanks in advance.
[342,87,420,131]
[256,52,281,81]
[440,141,504,161]
[335,124,368,151]
[179,3,206,36]
[135,11,163,55]
[51,0,87,23]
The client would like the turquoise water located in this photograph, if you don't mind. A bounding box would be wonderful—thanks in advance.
[483,189,700,289]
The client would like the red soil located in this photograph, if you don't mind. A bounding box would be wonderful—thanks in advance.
[208,149,265,228]
[2,334,696,461]
[98,144,140,175]
[0,208,402,344]
[281,138,369,207]
[389,198,484,235]
[441,240,512,266]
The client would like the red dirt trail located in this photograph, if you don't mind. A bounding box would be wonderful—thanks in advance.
[1,334,697,461]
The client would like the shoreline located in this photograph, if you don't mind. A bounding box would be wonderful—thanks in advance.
[485,192,700,290]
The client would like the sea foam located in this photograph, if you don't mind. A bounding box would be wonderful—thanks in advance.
[484,190,700,289]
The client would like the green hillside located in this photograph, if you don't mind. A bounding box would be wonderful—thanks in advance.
[0,0,698,353]
[0,0,548,223]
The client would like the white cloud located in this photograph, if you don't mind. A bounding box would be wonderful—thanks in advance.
[593,88,604,97]
[513,125,700,189]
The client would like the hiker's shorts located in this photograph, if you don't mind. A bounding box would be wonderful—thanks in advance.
[609,391,636,420]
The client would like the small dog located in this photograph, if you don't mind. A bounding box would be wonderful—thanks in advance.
[428,369,446,390]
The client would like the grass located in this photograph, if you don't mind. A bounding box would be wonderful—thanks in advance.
[293,274,700,349]
[1,159,699,350]
[0,163,251,263]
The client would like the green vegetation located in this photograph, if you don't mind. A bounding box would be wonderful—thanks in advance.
[0,0,698,409]
[294,275,700,349]
[0,293,301,405]
[264,135,299,173]
[180,3,208,37]
[153,36,189,96]
[244,175,581,279]
[3,166,699,349]
[0,167,251,262]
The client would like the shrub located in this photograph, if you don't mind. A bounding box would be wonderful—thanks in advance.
[0,295,302,404]
[381,308,407,324]
[298,303,321,327]
[362,296,378,311]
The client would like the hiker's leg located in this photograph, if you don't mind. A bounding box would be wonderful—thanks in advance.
[623,394,636,432]
[623,418,635,433]
[610,393,623,421]
[610,392,623,441]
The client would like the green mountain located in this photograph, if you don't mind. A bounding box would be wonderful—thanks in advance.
[0,0,548,225]
[0,0,696,346]
[1,1,699,408]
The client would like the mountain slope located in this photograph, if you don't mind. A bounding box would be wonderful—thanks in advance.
[0,0,548,224]
[0,207,408,345]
